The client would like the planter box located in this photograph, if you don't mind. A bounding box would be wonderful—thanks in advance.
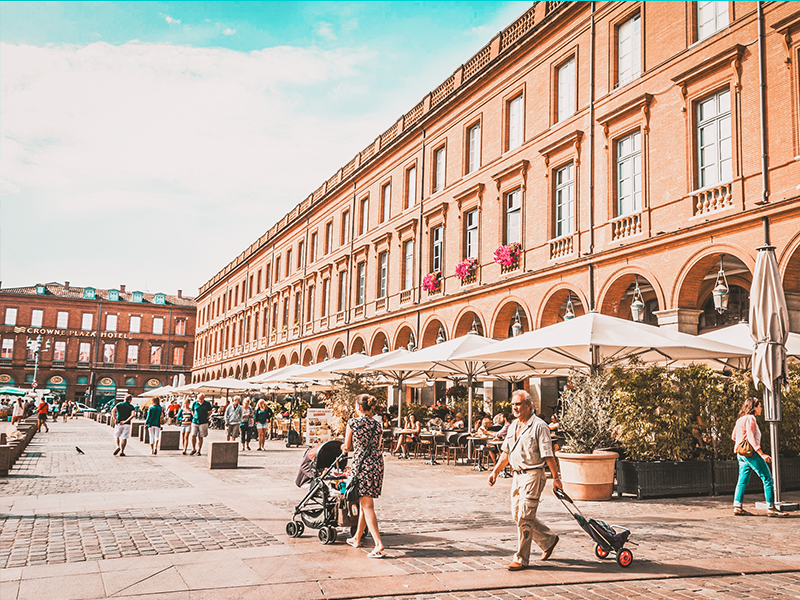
[714,457,800,495]
[780,457,800,491]
[616,460,713,499]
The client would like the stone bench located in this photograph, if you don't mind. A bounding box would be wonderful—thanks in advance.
[130,420,144,438]
[207,441,238,469]
[159,429,181,451]
[0,444,10,476]
[139,425,150,444]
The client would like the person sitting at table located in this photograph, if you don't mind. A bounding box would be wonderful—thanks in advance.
[452,413,465,430]
[476,417,493,437]
[487,413,511,464]
[393,413,420,459]
[549,413,561,452]
[444,415,455,430]
[428,416,444,431]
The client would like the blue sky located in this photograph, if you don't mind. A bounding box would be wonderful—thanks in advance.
[0,1,530,296]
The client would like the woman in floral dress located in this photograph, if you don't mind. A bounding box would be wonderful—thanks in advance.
[343,394,386,557]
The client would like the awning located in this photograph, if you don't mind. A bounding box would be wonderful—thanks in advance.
[96,376,117,393]
[144,377,163,390]
[46,375,67,391]
[0,373,15,386]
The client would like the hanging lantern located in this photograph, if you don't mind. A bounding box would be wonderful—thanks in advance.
[511,306,523,337]
[382,340,389,353]
[407,334,416,352]
[564,292,576,320]
[712,255,730,314]
[630,276,645,323]
[436,326,446,344]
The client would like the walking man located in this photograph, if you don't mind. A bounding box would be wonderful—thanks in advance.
[488,389,561,571]
[36,397,50,433]
[224,396,242,442]
[112,394,136,456]
[190,393,212,456]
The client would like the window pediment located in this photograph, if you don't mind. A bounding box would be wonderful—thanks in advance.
[491,159,529,188]
[397,217,417,242]
[453,182,485,212]
[671,44,744,87]
[539,130,584,168]
[423,201,449,227]
[372,231,393,251]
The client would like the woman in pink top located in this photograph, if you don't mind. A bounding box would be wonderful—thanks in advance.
[732,397,787,517]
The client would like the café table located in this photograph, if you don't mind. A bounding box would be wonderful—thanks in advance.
[486,438,512,478]
[419,431,446,465]
[467,435,490,471]
[393,429,417,458]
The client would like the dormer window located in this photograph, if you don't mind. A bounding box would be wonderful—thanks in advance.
[108,289,119,301]
[36,285,46,295]
[132,291,143,303]
[84,287,96,300]
[154,293,166,305]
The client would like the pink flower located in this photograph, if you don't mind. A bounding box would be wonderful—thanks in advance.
[493,243,522,267]
[455,258,478,280]
[423,271,442,292]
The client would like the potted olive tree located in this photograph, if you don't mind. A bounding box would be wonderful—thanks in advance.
[555,368,619,501]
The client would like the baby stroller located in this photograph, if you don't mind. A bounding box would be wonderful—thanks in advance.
[286,440,358,544]
[554,488,634,567]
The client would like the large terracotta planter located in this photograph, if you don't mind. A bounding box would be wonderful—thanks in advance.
[555,450,619,501]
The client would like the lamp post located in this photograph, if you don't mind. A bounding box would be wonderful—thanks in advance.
[712,254,730,314]
[630,276,645,323]
[26,334,51,389]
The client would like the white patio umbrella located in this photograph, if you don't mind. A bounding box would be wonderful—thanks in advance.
[297,352,374,379]
[247,363,304,384]
[749,244,794,509]
[344,348,417,426]
[141,385,176,398]
[700,323,800,368]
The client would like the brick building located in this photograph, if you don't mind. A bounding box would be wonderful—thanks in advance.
[192,1,800,411]
[0,282,196,407]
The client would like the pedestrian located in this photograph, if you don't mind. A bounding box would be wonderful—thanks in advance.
[224,396,242,442]
[488,389,561,571]
[145,397,163,455]
[11,398,24,425]
[36,397,50,433]
[732,397,788,517]
[254,398,272,451]
[177,398,193,454]
[343,394,386,558]
[112,394,136,456]
[190,393,212,456]
[167,399,180,425]
[61,400,69,422]
[240,398,254,451]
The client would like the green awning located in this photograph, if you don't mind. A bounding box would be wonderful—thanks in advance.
[0,373,15,386]
[47,375,67,391]
[96,377,117,392]
[0,386,26,396]
[144,378,163,390]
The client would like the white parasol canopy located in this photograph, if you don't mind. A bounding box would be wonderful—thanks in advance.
[141,385,177,398]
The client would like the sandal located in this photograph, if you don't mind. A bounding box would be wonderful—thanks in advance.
[768,508,789,517]
[367,550,385,558]
[733,507,752,516]
[346,537,360,548]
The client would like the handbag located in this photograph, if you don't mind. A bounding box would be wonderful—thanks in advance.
[735,438,754,457]
[344,474,360,504]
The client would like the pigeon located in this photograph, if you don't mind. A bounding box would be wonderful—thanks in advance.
[75,446,85,455]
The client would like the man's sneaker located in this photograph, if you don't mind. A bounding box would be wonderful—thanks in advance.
[113,448,120,456]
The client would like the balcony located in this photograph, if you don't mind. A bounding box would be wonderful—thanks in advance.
[400,290,412,305]
[549,235,574,260]
[610,213,642,241]
[500,261,520,275]
[375,297,387,312]
[354,305,364,318]
[692,182,733,216]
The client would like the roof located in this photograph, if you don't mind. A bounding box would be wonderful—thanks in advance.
[0,282,196,307]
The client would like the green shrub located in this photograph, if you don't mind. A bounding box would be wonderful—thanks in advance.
[558,369,616,454]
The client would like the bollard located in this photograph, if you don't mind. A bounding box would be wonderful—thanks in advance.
[159,429,180,451]
[207,441,238,469]
[130,420,144,438]
[0,444,10,476]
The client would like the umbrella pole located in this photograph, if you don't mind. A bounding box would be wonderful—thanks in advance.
[467,373,474,462]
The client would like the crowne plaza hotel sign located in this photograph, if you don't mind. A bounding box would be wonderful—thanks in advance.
[13,327,131,339]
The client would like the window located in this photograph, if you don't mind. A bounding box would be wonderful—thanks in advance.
[54,341,66,362]
[286,250,292,276]
[81,313,93,330]
[403,240,414,290]
[378,252,388,299]
[341,211,350,245]
[132,291,143,303]
[433,146,445,192]
[465,209,479,258]
[26,338,36,360]
[150,345,162,365]
[55,311,68,329]
[31,309,43,327]
[130,315,141,333]
[175,318,187,336]
[282,297,289,328]
[356,262,366,305]
[294,292,301,325]
[275,257,281,282]
[84,287,96,300]
[325,222,333,255]
[381,183,391,223]
[467,123,481,174]
[697,89,732,189]
[4,308,17,326]
[298,241,304,269]
[307,286,315,322]
[154,293,166,305]
[616,130,642,216]
[173,347,184,366]
[253,313,259,339]
[125,376,136,386]
[406,165,417,208]
[555,163,575,237]
[698,1,728,41]
[248,275,253,298]
[322,279,330,317]
[337,272,347,312]
[508,94,523,150]
[78,342,91,363]
[1,339,13,360]
[153,317,164,335]
[617,13,641,86]
[431,226,443,272]
[310,232,318,263]
[103,343,115,364]
[557,57,576,122]
[127,344,138,364]
[271,303,278,332]
[108,289,119,301]
[106,314,117,332]
[360,198,369,235]
[256,270,262,293]
[265,264,271,288]
[505,189,522,245]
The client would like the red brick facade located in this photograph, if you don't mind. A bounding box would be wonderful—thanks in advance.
[0,282,195,406]
[193,2,800,392]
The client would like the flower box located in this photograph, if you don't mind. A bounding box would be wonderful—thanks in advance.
[423,271,442,294]
[493,243,521,272]
[455,258,478,283]
[616,459,713,499]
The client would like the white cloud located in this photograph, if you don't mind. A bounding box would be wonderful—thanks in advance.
[222,27,236,36]
[315,22,337,41]
[165,15,181,25]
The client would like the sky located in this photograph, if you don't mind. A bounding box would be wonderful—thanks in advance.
[0,1,531,298]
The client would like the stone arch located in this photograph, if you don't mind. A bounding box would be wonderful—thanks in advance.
[421,316,448,348]
[780,230,800,294]
[370,330,389,355]
[242,363,249,379]
[350,336,365,355]
[268,356,277,371]
[302,348,313,366]
[222,367,228,378]
[453,309,485,338]
[235,364,241,379]
[538,285,589,327]
[259,359,266,374]
[316,344,329,363]
[393,324,416,350]
[278,354,287,368]
[674,246,755,308]
[332,340,346,358]
[290,351,299,365]
[597,267,665,325]
[490,298,532,339]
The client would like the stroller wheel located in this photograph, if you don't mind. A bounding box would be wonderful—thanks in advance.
[616,548,633,568]
[594,544,610,559]
[318,526,337,545]
[286,520,304,538]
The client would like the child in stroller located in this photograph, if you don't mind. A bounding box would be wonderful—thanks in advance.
[286,439,359,544]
